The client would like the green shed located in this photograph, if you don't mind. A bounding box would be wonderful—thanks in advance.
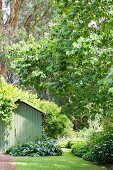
[0,100,44,153]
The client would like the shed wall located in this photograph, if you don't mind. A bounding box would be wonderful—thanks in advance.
[0,102,42,152]
[0,114,15,152]
[15,102,42,143]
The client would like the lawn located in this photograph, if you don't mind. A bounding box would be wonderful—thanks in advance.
[16,151,107,170]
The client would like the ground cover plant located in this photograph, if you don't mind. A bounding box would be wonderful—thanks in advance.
[6,137,62,157]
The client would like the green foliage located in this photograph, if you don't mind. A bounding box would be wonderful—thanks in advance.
[0,77,17,126]
[78,114,103,140]
[0,77,70,138]
[40,100,70,138]
[71,141,88,157]
[58,115,103,149]
[0,96,15,126]
[45,114,68,138]
[57,135,78,149]
[7,0,113,123]
[57,125,77,148]
[71,121,113,164]
[6,137,63,156]
[7,37,48,93]
[83,122,113,164]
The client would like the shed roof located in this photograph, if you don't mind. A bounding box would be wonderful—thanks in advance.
[15,100,45,117]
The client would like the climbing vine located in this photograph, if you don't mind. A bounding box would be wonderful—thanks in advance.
[0,77,16,126]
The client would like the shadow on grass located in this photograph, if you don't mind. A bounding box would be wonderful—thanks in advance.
[16,152,108,170]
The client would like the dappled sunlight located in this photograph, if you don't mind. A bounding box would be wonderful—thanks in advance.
[12,162,27,166]
[82,163,91,166]
[16,152,107,170]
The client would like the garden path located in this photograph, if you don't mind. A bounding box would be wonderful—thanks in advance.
[0,154,16,170]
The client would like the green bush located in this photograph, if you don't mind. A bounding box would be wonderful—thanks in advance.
[6,137,63,157]
[83,122,113,164]
[71,141,88,157]
[45,114,69,138]
[0,78,17,126]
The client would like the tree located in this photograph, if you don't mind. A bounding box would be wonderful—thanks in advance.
[0,0,51,76]
[8,0,113,128]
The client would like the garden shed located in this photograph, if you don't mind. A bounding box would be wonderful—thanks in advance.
[0,100,44,153]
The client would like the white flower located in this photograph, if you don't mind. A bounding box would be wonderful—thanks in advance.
[99,17,106,23]
[88,20,97,28]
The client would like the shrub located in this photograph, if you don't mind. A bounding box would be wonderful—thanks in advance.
[6,137,63,157]
[71,141,88,157]
[83,122,113,164]
[45,114,69,138]
[71,121,113,164]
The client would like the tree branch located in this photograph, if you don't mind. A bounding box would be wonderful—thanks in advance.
[9,0,23,31]
[24,4,43,28]
[28,5,51,35]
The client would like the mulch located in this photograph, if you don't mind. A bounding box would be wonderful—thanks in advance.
[0,154,16,170]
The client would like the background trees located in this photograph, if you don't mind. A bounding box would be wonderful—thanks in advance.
[0,0,51,39]
[7,0,113,129]
[0,0,51,77]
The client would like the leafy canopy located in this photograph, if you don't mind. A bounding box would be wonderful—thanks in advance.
[8,0,113,122]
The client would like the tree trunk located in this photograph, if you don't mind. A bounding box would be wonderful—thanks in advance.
[0,63,6,76]
[0,0,22,76]
[0,0,51,77]
[0,0,2,22]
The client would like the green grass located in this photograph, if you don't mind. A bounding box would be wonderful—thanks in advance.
[16,151,107,170]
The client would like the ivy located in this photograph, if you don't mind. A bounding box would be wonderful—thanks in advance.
[0,78,16,126]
